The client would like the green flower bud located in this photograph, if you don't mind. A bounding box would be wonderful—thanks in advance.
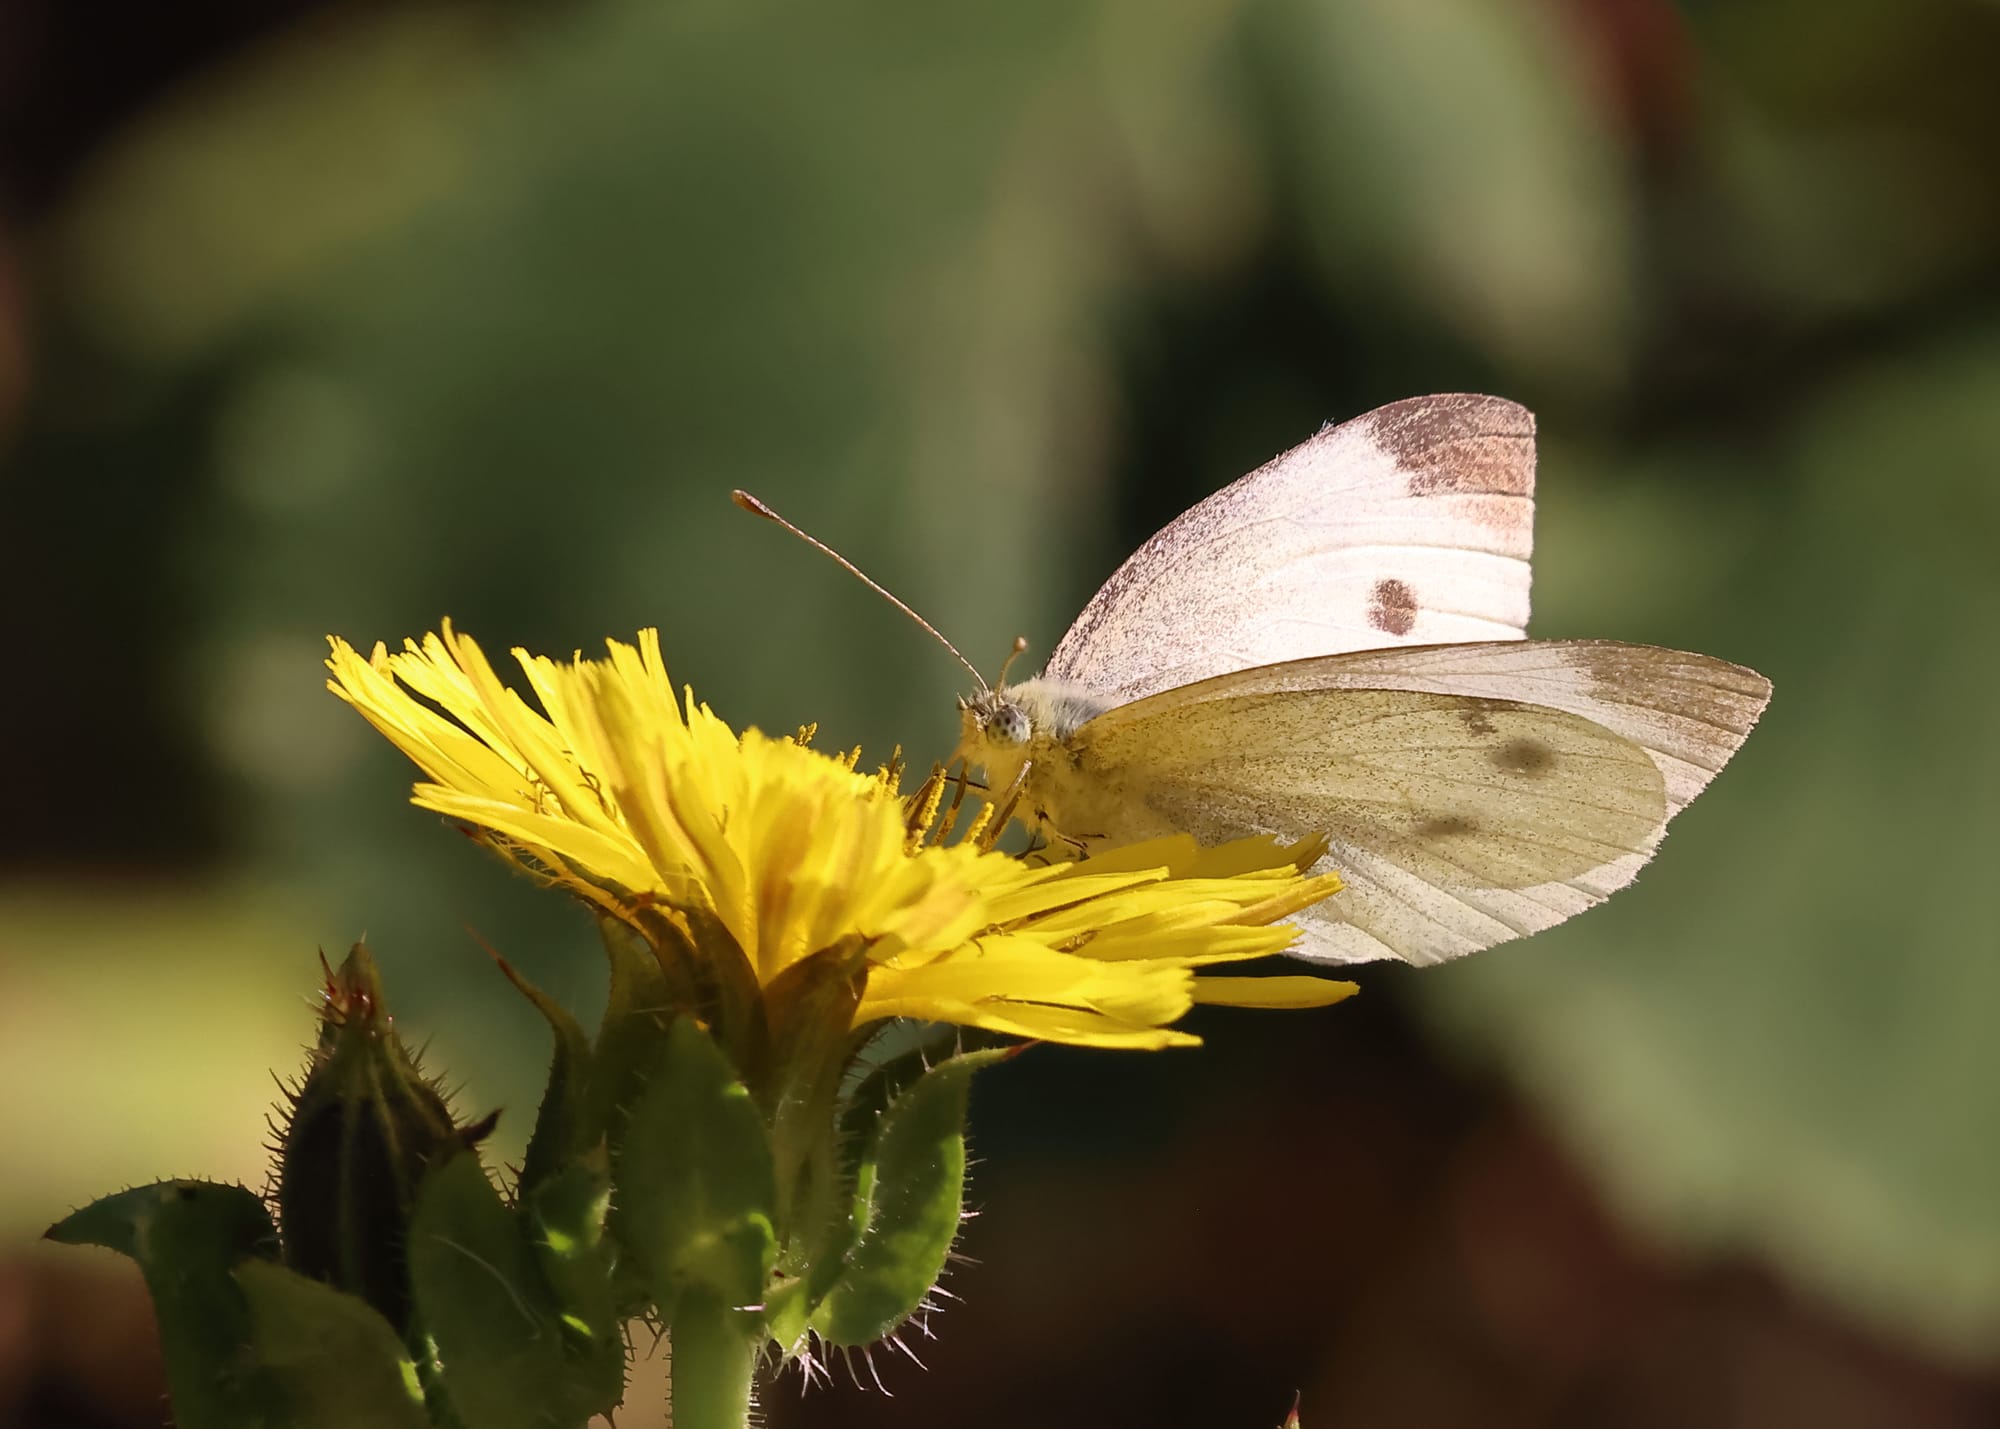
[275,944,495,1330]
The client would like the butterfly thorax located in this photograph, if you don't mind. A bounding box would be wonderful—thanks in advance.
[955,677,1115,834]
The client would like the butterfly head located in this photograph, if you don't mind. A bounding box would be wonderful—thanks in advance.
[957,687,1034,753]
[955,674,1112,771]
[952,636,1038,761]
[952,681,1055,827]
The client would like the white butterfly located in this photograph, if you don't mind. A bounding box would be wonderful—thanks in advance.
[953,394,1772,967]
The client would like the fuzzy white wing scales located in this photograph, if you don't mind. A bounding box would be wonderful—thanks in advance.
[1044,394,1538,703]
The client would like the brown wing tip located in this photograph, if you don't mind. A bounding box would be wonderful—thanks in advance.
[1358,394,1536,498]
[1370,393,1535,435]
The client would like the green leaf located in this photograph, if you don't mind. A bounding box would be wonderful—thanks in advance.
[808,1047,1007,1348]
[46,1176,278,1262]
[611,1018,777,1316]
[47,1180,278,1428]
[408,1151,596,1429]
[235,1261,429,1429]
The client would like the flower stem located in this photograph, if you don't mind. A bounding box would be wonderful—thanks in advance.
[669,1291,760,1429]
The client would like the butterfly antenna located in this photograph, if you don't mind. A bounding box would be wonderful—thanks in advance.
[731,490,989,691]
[995,636,1030,689]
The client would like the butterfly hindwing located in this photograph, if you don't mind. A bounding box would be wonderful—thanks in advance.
[1041,640,1770,966]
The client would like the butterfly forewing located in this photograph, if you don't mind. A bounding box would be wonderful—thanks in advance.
[1044,394,1538,703]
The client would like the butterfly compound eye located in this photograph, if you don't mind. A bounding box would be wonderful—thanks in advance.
[992,705,1031,745]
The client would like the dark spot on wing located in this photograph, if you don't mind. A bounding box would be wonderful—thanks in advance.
[1367,394,1536,498]
[1459,700,1499,737]
[1417,814,1478,838]
[1492,738,1556,777]
[1368,578,1419,636]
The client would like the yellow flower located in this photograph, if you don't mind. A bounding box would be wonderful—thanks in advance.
[326,624,1354,1050]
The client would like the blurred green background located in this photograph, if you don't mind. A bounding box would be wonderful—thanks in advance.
[3,0,1997,1424]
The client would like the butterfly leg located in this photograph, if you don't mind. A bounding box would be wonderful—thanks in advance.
[974,761,1034,851]
[1050,830,1094,859]
[1015,827,1090,865]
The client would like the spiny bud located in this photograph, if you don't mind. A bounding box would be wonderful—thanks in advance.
[274,943,495,1330]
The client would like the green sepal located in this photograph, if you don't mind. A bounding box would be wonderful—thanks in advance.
[758,940,868,1127]
[46,1180,279,1429]
[407,1150,599,1429]
[591,916,678,1143]
[806,1047,1009,1348]
[610,1018,777,1319]
[492,953,595,1193]
[756,940,868,1244]
[607,906,770,1089]
[235,1260,430,1429]
[524,1159,626,1419]
[669,907,769,1080]
[765,1023,957,1346]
